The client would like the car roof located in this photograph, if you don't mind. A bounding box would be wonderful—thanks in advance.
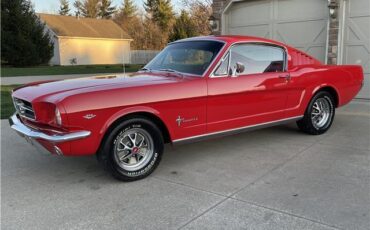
[171,35,322,65]
[173,35,288,47]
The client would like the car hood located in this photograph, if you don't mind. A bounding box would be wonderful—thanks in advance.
[12,72,183,103]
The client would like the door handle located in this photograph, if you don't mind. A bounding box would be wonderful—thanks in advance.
[278,74,291,81]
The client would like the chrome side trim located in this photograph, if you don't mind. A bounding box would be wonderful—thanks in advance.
[9,114,91,143]
[173,116,303,145]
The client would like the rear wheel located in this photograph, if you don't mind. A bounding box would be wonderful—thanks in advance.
[98,117,164,181]
[297,91,335,135]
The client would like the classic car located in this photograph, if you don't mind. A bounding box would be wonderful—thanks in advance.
[9,36,364,181]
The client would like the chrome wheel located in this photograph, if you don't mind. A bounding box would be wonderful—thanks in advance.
[113,128,154,172]
[311,97,331,129]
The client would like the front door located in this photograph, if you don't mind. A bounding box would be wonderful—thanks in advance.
[207,43,290,133]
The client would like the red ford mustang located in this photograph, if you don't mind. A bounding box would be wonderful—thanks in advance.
[10,36,364,181]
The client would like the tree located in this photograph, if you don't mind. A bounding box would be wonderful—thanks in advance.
[144,0,174,33]
[58,0,70,15]
[119,0,137,18]
[1,0,54,66]
[99,0,116,19]
[80,0,99,18]
[73,0,83,17]
[142,18,166,50]
[114,0,141,48]
[170,10,196,42]
[182,0,212,36]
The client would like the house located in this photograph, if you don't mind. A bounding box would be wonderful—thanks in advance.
[211,0,369,99]
[38,13,133,66]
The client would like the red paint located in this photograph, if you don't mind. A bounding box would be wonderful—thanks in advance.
[12,36,364,156]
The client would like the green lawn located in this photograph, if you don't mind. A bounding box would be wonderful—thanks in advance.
[1,64,143,77]
[1,85,19,119]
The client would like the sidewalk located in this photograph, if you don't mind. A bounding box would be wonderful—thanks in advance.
[1,72,124,85]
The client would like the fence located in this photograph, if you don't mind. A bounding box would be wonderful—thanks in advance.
[130,50,160,65]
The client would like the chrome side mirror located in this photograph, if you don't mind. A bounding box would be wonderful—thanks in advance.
[231,62,245,77]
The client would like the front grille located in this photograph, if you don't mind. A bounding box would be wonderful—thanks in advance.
[13,97,36,120]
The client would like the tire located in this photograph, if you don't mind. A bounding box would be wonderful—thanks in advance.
[297,91,335,135]
[98,117,164,181]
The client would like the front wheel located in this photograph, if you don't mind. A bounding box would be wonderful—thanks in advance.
[297,91,335,135]
[98,117,164,181]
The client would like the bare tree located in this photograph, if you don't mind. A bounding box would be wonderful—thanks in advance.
[181,0,212,36]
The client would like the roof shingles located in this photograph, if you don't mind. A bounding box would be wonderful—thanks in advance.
[38,13,132,40]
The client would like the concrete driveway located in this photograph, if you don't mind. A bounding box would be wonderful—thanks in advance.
[1,101,369,230]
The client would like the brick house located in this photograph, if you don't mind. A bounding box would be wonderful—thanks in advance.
[211,0,369,99]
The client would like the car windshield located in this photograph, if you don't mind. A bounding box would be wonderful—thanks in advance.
[144,40,225,76]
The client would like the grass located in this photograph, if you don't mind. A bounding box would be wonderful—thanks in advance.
[1,64,144,77]
[1,85,19,119]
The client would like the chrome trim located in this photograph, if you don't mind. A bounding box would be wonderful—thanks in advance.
[202,39,227,77]
[9,114,91,143]
[210,41,289,78]
[54,146,64,155]
[12,97,36,121]
[173,116,303,145]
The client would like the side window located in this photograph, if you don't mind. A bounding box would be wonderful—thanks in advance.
[214,52,230,76]
[230,44,285,75]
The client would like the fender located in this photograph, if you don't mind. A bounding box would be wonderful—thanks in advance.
[98,105,171,142]
[311,84,340,106]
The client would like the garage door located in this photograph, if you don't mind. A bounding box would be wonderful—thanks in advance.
[224,0,328,63]
[342,0,370,99]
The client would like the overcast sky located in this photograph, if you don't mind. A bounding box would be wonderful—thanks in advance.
[31,0,184,14]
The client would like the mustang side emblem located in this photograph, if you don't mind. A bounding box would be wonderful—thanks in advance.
[176,115,198,127]
[83,114,96,119]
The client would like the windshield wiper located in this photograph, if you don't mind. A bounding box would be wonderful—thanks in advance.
[158,68,183,77]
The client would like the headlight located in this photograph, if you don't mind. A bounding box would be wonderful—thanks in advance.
[55,107,62,126]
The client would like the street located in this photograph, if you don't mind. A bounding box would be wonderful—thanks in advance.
[1,101,369,230]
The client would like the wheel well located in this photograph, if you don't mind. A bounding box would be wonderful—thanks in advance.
[103,112,171,144]
[318,86,339,107]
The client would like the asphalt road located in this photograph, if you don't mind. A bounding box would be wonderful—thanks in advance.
[1,101,369,230]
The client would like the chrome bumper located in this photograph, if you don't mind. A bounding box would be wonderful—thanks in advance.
[9,114,91,154]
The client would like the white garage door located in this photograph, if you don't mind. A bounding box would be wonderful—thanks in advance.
[224,0,329,63]
[342,0,370,99]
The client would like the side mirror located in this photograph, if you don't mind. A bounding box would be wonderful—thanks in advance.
[231,62,245,77]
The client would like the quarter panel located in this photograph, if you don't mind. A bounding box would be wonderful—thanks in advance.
[285,65,363,118]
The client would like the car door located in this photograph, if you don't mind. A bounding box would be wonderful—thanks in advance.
[207,43,290,133]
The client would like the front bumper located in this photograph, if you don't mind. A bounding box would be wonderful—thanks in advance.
[9,114,91,155]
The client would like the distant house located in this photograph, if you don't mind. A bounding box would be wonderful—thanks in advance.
[38,13,132,66]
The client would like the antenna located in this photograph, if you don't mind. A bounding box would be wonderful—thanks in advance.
[121,31,126,77]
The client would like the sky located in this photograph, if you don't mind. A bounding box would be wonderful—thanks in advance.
[31,0,184,14]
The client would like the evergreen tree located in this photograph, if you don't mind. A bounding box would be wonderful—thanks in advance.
[170,10,196,42]
[120,0,137,18]
[73,0,83,17]
[144,0,174,32]
[99,0,116,19]
[81,0,99,18]
[58,0,70,15]
[1,0,54,66]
